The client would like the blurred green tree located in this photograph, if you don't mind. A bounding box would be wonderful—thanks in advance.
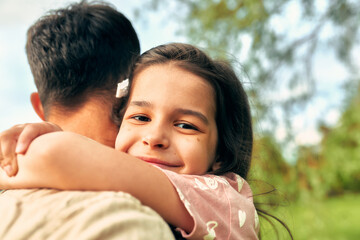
[137,0,360,132]
[250,135,295,201]
[320,85,360,195]
[137,0,360,204]
[292,84,360,199]
[295,145,325,200]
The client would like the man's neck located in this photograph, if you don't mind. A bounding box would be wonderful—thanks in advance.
[47,100,119,148]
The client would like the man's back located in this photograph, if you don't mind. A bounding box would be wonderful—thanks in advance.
[0,189,174,240]
[0,2,174,239]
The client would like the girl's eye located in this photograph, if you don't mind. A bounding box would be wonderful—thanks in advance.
[176,123,199,131]
[132,115,151,122]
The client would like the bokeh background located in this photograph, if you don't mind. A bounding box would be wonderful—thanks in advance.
[1,0,359,239]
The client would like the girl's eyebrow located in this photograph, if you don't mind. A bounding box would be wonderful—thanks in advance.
[129,101,209,125]
[130,100,152,108]
[175,108,209,125]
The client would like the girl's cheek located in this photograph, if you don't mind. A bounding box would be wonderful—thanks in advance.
[115,127,134,152]
[115,140,128,153]
[114,138,122,151]
[114,131,125,151]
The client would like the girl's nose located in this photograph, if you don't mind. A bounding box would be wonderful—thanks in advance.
[142,134,169,149]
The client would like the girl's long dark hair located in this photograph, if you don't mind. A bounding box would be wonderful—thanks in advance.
[113,43,292,239]
[128,43,253,178]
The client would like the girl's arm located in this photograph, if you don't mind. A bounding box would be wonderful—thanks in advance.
[0,122,61,176]
[1,131,193,232]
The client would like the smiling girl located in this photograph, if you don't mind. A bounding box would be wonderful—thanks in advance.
[1,43,259,239]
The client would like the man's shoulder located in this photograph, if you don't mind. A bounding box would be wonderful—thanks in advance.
[0,189,175,240]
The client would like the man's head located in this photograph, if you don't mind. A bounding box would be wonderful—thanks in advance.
[25,0,140,146]
[26,0,140,117]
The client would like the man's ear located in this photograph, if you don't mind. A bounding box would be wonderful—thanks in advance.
[30,92,45,121]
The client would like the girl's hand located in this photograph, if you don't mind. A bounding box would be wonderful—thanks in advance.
[0,122,62,177]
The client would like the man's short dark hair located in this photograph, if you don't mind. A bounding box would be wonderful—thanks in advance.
[26,0,140,116]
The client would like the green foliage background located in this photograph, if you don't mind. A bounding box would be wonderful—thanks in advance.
[138,0,360,238]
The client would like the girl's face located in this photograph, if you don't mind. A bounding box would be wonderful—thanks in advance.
[115,64,218,174]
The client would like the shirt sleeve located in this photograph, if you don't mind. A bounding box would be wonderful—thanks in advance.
[159,169,259,240]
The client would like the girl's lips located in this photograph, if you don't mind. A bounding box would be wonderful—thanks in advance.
[136,156,180,167]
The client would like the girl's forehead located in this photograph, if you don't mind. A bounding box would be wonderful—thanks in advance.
[132,64,213,94]
[129,64,217,114]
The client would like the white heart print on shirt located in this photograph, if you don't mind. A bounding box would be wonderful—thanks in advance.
[238,210,247,228]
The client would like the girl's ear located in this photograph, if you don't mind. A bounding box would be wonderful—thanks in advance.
[30,92,45,121]
[211,158,221,171]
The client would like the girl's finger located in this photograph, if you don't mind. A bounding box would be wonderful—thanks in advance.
[0,137,18,176]
[16,123,61,154]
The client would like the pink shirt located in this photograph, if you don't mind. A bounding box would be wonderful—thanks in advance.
[160,169,259,240]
